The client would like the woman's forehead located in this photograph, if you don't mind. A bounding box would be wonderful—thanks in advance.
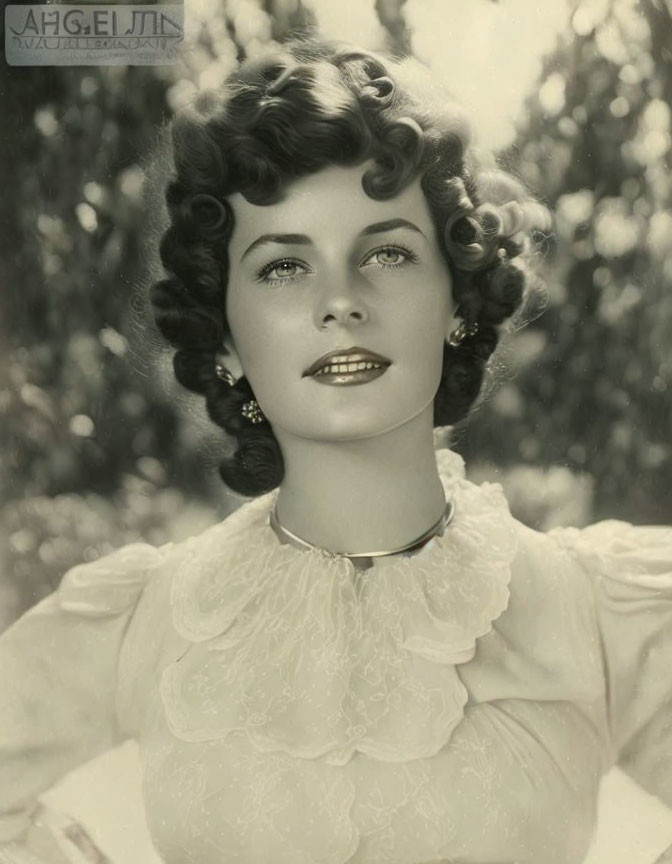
[227,163,433,250]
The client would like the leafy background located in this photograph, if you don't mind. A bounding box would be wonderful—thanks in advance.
[1,0,671,629]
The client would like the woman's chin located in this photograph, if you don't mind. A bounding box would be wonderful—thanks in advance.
[276,420,395,444]
[270,405,432,445]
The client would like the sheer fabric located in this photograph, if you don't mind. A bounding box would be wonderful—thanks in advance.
[1,449,671,864]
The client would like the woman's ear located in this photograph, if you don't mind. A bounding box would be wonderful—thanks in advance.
[216,337,245,382]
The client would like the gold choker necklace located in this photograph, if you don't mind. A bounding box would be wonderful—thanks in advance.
[270,499,455,562]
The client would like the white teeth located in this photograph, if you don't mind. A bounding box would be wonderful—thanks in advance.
[315,361,383,375]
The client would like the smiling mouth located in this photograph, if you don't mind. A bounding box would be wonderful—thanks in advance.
[303,347,391,386]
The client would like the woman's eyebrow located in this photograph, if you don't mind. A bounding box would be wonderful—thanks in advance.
[241,233,311,260]
[359,218,425,237]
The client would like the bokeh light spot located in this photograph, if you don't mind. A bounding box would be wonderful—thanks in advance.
[69,415,95,437]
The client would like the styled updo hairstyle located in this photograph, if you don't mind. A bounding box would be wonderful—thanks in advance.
[150,37,549,496]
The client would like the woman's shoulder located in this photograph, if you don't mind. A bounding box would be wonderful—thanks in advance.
[480,475,672,592]
[494,504,672,650]
[544,518,672,586]
[55,490,274,617]
[56,540,172,619]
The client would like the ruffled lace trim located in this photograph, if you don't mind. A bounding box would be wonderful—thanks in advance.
[160,449,518,764]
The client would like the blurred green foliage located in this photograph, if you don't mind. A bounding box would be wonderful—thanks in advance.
[1,0,670,621]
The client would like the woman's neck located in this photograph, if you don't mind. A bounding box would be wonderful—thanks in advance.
[272,406,446,555]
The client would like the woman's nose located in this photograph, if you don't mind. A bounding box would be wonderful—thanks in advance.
[314,272,369,329]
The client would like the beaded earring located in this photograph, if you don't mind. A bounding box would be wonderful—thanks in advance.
[241,400,265,424]
[215,359,265,424]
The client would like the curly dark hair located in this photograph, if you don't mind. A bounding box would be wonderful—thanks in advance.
[150,36,549,496]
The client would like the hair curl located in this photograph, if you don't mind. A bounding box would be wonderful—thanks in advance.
[150,36,550,496]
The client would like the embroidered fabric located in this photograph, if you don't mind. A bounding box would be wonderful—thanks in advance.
[159,449,518,764]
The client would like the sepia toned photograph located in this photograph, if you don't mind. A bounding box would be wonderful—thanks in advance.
[1,1,671,862]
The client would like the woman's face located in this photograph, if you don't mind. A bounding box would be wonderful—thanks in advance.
[225,162,455,443]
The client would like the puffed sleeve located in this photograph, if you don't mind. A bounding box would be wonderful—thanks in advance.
[554,519,672,807]
[0,542,166,852]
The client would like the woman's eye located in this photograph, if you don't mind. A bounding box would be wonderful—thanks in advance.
[361,245,418,269]
[256,259,307,283]
[270,261,299,279]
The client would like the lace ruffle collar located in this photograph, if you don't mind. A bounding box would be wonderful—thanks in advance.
[160,448,518,764]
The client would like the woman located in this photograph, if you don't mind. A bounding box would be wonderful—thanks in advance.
[1,36,671,864]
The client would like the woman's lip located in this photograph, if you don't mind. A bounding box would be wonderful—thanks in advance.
[303,346,391,377]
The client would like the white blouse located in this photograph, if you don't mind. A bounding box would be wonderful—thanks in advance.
[1,448,671,864]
